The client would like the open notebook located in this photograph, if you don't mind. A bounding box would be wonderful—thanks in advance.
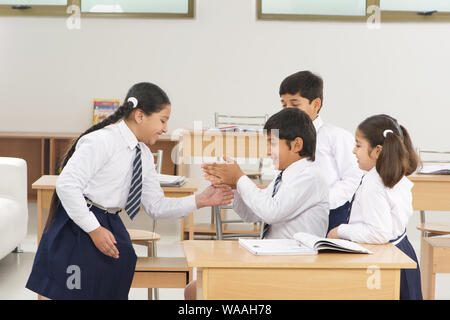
[239,232,372,256]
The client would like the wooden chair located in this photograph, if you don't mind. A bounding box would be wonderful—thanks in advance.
[420,236,450,299]
[131,257,191,299]
[212,113,268,239]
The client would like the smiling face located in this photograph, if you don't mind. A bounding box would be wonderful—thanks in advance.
[266,134,303,170]
[135,104,171,145]
[280,93,321,121]
[353,129,382,171]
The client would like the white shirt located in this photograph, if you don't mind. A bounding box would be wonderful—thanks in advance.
[313,115,364,210]
[56,120,197,233]
[337,167,414,244]
[232,158,329,239]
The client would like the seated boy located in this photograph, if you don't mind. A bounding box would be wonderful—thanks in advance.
[203,107,329,240]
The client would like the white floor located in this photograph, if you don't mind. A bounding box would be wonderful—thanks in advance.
[1,202,449,300]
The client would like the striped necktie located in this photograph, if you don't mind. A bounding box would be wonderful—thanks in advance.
[126,144,142,220]
[261,170,283,239]
[346,176,364,224]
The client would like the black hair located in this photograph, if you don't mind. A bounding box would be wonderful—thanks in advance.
[279,70,324,112]
[357,114,419,188]
[45,82,170,232]
[263,108,316,161]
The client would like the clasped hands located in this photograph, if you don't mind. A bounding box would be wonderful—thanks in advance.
[202,156,245,189]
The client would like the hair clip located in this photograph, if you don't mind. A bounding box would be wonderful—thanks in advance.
[383,129,394,138]
[127,97,138,108]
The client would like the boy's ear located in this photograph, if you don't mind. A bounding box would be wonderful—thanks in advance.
[291,137,304,154]
[312,97,322,113]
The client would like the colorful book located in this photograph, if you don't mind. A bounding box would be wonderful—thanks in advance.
[92,99,120,125]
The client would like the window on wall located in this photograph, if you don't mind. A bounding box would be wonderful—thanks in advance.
[257,0,450,22]
[0,0,194,17]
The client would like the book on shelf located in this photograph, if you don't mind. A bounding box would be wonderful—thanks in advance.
[158,174,186,187]
[92,99,120,125]
[239,232,373,256]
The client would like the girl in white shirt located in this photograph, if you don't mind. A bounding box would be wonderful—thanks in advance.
[26,82,233,300]
[327,114,422,300]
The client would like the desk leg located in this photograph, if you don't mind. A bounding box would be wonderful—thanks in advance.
[189,213,194,240]
[420,210,426,256]
[36,190,43,245]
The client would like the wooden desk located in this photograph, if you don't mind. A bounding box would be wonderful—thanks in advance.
[0,132,179,200]
[410,174,450,212]
[32,175,198,244]
[409,174,450,237]
[183,240,417,300]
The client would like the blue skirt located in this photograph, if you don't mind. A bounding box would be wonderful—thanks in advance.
[392,235,423,300]
[327,201,351,233]
[26,202,137,300]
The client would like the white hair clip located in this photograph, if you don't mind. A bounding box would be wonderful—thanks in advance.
[383,129,394,138]
[127,97,138,108]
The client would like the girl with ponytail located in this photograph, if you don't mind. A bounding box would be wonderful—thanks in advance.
[327,114,422,300]
[26,82,234,300]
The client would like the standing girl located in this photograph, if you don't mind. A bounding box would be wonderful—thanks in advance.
[327,114,422,300]
[26,82,233,299]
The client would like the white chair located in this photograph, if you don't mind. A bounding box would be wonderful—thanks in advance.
[213,113,269,240]
[0,157,28,260]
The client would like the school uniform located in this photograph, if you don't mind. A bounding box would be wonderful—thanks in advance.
[26,120,197,300]
[232,158,329,239]
[337,167,422,300]
[312,115,364,232]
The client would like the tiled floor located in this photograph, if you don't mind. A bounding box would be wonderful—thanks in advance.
[1,202,449,300]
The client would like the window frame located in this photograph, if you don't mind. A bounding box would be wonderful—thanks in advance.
[256,0,450,22]
[0,0,195,18]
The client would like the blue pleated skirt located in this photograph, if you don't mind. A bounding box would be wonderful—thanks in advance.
[26,202,137,300]
[327,201,351,233]
[391,234,423,300]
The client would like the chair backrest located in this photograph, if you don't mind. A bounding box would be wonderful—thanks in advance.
[418,149,450,164]
[152,150,163,174]
[214,112,269,129]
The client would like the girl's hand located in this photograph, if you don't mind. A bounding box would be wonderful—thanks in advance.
[88,226,119,259]
[326,227,340,239]
[196,185,234,208]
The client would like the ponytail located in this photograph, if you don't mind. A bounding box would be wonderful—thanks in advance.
[44,82,171,232]
[44,102,135,232]
[399,125,419,176]
[358,114,418,189]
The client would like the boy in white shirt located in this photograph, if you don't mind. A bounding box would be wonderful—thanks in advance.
[279,71,363,232]
[203,107,329,239]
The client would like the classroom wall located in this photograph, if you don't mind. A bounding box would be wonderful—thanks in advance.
[1,0,449,222]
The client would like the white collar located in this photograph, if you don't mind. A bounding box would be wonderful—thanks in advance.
[312,115,324,132]
[281,158,312,182]
[117,120,139,150]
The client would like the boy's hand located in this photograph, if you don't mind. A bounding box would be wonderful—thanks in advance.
[201,156,245,188]
[88,226,119,259]
[326,227,340,239]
